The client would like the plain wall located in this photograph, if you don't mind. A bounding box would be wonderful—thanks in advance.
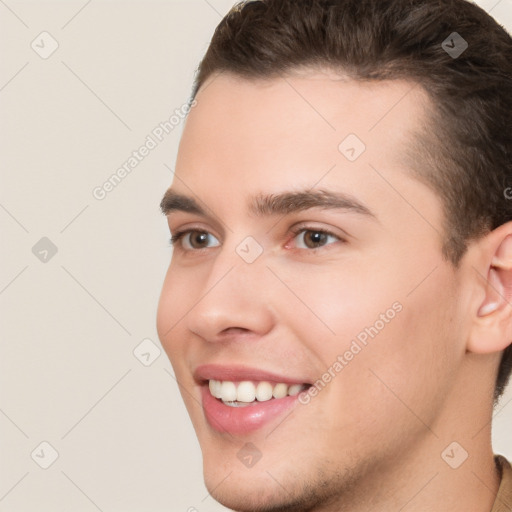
[1,1,511,510]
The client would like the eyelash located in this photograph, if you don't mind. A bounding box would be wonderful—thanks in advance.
[169,226,344,252]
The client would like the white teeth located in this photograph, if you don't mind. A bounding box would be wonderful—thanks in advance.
[272,383,288,399]
[255,381,273,401]
[288,384,303,396]
[237,381,256,402]
[208,379,308,404]
[220,381,237,402]
[208,379,223,399]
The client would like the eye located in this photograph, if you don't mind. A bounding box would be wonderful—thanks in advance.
[169,226,344,252]
[170,229,220,250]
[289,226,343,250]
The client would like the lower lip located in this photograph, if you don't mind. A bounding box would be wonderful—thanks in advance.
[201,385,302,435]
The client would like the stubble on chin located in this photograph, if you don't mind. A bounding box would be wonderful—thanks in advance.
[206,460,368,512]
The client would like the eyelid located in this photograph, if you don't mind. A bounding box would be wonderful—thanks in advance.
[169,220,220,238]
[288,222,347,242]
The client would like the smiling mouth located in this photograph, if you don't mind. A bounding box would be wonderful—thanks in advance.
[208,379,311,407]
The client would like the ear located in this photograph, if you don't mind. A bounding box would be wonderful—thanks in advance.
[467,222,512,354]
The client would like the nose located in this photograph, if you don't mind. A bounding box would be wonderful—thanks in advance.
[185,243,275,343]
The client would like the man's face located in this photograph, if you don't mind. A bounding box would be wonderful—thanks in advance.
[157,71,469,511]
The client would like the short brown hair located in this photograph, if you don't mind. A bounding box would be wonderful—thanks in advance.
[190,0,512,402]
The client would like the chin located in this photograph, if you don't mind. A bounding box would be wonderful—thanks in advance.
[205,475,305,512]
[201,452,345,512]
[207,482,286,512]
[201,452,291,510]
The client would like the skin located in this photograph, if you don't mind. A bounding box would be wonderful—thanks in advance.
[156,70,512,512]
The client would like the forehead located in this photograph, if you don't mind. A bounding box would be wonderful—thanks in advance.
[172,71,440,231]
[192,69,429,134]
[179,70,430,176]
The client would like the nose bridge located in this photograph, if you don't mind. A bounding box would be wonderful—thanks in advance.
[206,231,268,292]
[185,234,274,340]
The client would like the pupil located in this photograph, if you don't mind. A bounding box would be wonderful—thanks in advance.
[194,232,208,247]
[307,231,325,247]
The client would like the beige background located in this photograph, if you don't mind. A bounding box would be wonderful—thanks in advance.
[1,1,511,511]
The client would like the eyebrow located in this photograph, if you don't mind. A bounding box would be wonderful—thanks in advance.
[160,188,378,222]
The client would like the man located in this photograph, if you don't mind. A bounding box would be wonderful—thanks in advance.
[157,0,512,510]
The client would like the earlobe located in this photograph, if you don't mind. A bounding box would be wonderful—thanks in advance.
[477,300,499,317]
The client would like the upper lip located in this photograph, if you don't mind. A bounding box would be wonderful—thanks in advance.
[194,364,311,385]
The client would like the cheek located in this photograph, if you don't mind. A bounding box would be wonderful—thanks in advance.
[285,258,460,430]
[330,270,460,436]
[274,258,403,356]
